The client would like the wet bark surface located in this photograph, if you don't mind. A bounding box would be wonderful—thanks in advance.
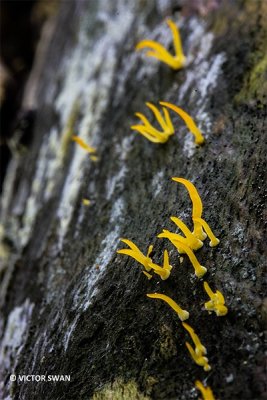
[0,0,266,399]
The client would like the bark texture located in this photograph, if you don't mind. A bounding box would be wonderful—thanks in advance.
[0,0,266,399]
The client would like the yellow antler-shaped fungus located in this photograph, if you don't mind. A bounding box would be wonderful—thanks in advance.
[170,216,203,250]
[182,322,207,356]
[195,380,215,400]
[158,232,207,278]
[117,239,153,272]
[172,177,207,241]
[147,293,189,321]
[160,102,204,145]
[203,281,228,316]
[148,250,172,280]
[185,342,211,371]
[136,19,186,70]
[72,135,96,154]
[131,102,174,143]
[193,217,220,247]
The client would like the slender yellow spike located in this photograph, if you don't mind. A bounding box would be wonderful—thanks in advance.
[170,216,203,250]
[182,322,207,356]
[117,239,152,271]
[172,177,207,240]
[185,342,211,371]
[72,135,96,154]
[143,271,153,280]
[195,380,216,400]
[203,281,228,316]
[193,217,220,247]
[146,102,169,131]
[136,19,186,70]
[148,250,172,280]
[160,101,204,145]
[158,232,207,278]
[147,293,189,321]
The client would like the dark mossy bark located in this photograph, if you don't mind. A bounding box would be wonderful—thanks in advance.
[0,1,266,399]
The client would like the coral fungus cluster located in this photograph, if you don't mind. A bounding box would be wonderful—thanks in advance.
[117,18,228,400]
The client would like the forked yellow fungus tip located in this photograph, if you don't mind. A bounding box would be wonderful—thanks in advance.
[131,102,174,143]
[160,102,205,145]
[147,293,189,321]
[117,238,153,272]
[203,281,228,316]
[136,19,186,70]
[193,217,220,247]
[195,380,216,400]
[182,322,207,356]
[72,135,96,154]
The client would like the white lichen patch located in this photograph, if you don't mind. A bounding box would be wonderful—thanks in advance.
[0,299,34,378]
[152,170,164,198]
[175,18,226,157]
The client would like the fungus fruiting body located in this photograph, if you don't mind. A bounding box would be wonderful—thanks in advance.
[158,232,207,278]
[147,293,189,321]
[195,380,215,400]
[117,240,172,280]
[171,216,203,250]
[182,322,207,356]
[193,217,220,247]
[82,198,91,206]
[117,239,153,272]
[182,322,211,371]
[136,19,186,70]
[148,250,172,280]
[203,281,228,316]
[131,102,174,143]
[160,102,205,145]
[72,135,96,154]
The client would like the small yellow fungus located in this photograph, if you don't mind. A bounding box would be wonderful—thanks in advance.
[160,102,205,145]
[82,198,91,206]
[131,102,174,143]
[158,232,207,278]
[90,155,99,162]
[147,293,189,321]
[182,322,207,356]
[170,216,203,250]
[148,250,172,280]
[72,135,96,154]
[117,239,153,272]
[185,342,211,371]
[143,271,153,280]
[136,19,186,70]
[203,281,228,316]
[172,177,207,241]
[195,380,215,400]
[193,217,220,247]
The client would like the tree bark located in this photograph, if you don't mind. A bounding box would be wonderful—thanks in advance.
[0,0,266,399]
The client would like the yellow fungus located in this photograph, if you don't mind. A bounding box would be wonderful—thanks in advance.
[203,281,228,316]
[172,177,207,240]
[160,102,205,145]
[146,293,189,321]
[72,135,96,154]
[148,250,172,280]
[82,198,91,206]
[185,342,211,371]
[90,155,99,162]
[193,217,220,247]
[143,271,153,280]
[195,380,215,400]
[136,19,186,70]
[158,232,207,278]
[131,102,174,143]
[117,239,153,272]
[170,216,203,250]
[182,322,207,356]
